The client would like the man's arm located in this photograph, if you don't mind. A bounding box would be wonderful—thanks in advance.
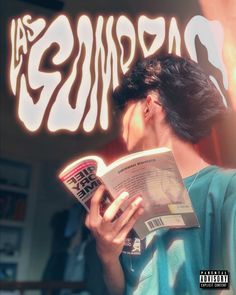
[85,185,144,295]
[101,257,125,295]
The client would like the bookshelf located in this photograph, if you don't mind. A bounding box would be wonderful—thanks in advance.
[0,158,36,281]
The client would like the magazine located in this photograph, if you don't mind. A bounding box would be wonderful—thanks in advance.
[59,147,199,239]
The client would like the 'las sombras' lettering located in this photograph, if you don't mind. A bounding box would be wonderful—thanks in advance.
[10,15,228,133]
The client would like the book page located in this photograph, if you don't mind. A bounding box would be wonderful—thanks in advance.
[97,147,170,176]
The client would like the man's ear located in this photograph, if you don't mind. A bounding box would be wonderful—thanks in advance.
[144,94,160,117]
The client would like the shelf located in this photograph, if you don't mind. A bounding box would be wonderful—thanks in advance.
[0,184,28,194]
[0,220,25,227]
[0,254,20,263]
[0,157,35,281]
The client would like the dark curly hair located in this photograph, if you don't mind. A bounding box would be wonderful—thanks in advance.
[112,54,227,143]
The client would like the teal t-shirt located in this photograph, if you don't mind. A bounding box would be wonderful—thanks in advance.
[121,166,236,295]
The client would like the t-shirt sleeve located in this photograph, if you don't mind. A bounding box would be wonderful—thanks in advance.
[221,173,236,294]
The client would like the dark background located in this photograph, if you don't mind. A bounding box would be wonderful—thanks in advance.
[0,0,235,293]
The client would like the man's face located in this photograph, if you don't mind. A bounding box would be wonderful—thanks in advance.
[121,100,146,152]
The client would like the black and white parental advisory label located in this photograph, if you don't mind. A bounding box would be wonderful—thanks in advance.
[200,270,230,289]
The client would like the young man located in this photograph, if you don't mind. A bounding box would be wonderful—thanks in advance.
[85,54,236,295]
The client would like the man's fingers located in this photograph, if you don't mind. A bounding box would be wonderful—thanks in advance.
[89,185,105,222]
[113,196,143,231]
[102,191,129,223]
[85,214,90,228]
[117,207,144,241]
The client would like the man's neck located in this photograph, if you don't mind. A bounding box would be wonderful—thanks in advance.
[169,138,209,178]
[143,128,209,178]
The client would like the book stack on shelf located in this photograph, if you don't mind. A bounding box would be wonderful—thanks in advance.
[0,159,31,281]
[0,191,26,222]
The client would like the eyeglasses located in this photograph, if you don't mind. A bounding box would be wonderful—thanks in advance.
[154,101,162,106]
[112,99,162,118]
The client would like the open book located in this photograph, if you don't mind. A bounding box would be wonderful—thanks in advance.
[59,148,199,239]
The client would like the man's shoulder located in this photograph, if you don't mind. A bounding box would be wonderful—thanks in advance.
[208,166,236,208]
[192,165,235,188]
[199,165,235,182]
[211,166,236,188]
[195,165,236,205]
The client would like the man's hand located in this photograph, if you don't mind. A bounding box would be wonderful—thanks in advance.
[85,185,144,264]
